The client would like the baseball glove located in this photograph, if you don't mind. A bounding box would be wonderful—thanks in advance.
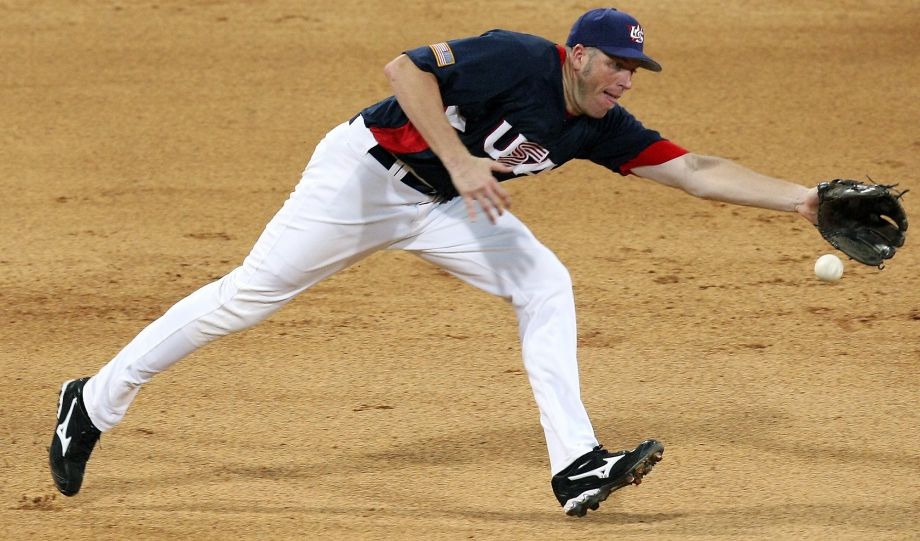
[816,179,908,267]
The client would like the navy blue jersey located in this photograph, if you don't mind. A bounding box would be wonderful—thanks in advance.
[360,30,682,199]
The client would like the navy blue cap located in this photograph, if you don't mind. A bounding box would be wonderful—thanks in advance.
[566,8,662,72]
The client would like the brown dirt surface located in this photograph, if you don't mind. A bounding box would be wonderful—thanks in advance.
[2,1,919,539]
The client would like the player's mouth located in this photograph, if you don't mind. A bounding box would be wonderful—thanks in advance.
[602,90,620,106]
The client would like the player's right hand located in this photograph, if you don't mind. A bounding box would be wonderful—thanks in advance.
[448,157,513,224]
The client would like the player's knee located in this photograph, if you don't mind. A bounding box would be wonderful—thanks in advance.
[192,272,295,338]
[514,253,573,306]
[537,251,573,292]
[199,294,287,338]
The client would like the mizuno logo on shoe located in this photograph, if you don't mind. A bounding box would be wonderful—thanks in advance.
[568,455,623,481]
[56,398,77,457]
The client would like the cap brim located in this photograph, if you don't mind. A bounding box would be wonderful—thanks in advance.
[596,46,662,72]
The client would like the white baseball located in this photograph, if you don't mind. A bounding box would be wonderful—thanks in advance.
[814,254,844,281]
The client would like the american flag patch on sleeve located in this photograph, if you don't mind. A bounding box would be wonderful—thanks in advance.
[429,42,455,67]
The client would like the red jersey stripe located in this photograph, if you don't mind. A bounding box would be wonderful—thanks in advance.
[369,123,430,154]
[619,140,688,174]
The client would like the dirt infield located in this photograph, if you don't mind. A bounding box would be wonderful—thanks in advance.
[2,1,918,539]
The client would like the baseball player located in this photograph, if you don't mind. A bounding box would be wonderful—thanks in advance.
[50,8,821,516]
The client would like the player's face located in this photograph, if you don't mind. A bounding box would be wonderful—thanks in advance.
[571,48,639,118]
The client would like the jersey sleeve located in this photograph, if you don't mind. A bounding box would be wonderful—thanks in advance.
[584,107,687,176]
[404,31,535,106]
[618,140,688,174]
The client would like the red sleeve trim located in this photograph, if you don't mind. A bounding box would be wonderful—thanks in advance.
[619,140,689,175]
[369,123,430,154]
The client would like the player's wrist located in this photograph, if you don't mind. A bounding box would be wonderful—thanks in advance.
[441,152,477,174]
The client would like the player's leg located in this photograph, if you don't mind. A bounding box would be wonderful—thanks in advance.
[82,121,423,430]
[52,119,425,495]
[391,200,598,474]
[393,200,663,516]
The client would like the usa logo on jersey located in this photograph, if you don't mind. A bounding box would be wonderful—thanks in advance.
[484,120,556,175]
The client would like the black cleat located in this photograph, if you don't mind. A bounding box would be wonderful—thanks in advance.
[551,439,664,517]
[49,378,101,496]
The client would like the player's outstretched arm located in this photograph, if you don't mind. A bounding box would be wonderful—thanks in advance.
[632,153,819,223]
[383,55,512,223]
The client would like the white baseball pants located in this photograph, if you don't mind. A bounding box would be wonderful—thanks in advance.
[82,117,599,474]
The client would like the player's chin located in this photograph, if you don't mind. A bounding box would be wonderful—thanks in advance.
[587,97,618,117]
[585,104,614,119]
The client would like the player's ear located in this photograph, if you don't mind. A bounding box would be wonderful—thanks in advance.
[568,44,589,69]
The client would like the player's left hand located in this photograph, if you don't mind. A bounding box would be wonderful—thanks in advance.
[794,187,819,224]
[815,179,908,267]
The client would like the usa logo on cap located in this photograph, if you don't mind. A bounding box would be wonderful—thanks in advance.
[629,25,644,44]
